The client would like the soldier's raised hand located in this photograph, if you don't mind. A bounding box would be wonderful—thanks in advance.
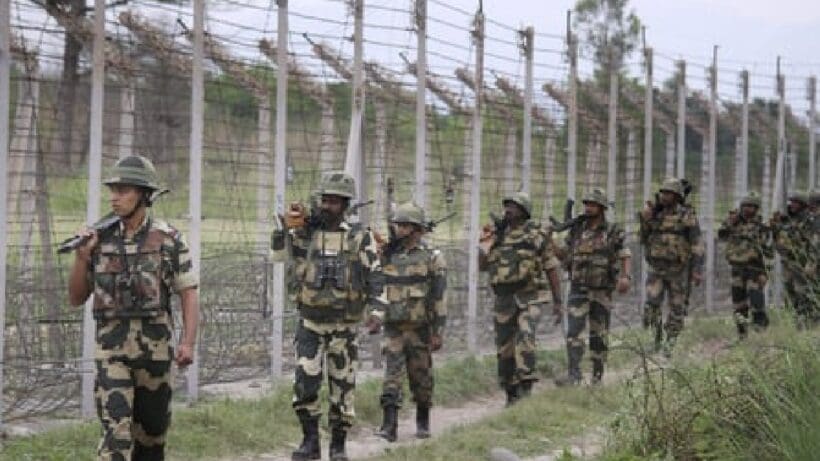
[284,202,307,229]
[641,201,654,221]
[728,209,739,225]
[692,271,703,286]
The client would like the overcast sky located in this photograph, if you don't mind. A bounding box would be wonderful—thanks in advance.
[13,0,820,116]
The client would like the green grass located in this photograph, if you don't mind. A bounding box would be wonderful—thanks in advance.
[601,312,820,461]
[0,352,503,461]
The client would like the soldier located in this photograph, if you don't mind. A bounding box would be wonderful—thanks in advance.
[639,178,705,357]
[271,171,383,461]
[366,202,447,442]
[718,192,773,339]
[478,192,563,405]
[67,155,199,461]
[771,191,817,327]
[554,188,631,386]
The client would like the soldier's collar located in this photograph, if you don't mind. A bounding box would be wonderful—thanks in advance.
[119,211,152,238]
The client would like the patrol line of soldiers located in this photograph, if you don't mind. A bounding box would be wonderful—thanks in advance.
[271,172,448,460]
[68,155,818,461]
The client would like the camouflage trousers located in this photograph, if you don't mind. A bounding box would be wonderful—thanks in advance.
[493,291,544,388]
[566,287,612,379]
[783,266,816,324]
[730,267,768,331]
[95,357,172,461]
[293,319,359,430]
[379,323,433,408]
[645,269,688,340]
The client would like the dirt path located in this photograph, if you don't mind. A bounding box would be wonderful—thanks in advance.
[228,394,506,461]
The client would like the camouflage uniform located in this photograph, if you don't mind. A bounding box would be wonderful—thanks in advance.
[717,192,772,337]
[89,155,197,461]
[562,189,630,384]
[370,202,447,441]
[271,172,382,461]
[771,192,817,325]
[479,192,560,401]
[639,178,705,352]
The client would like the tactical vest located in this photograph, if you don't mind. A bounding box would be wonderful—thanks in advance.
[382,246,434,324]
[92,221,171,320]
[773,213,811,267]
[295,227,366,321]
[725,218,767,267]
[645,208,694,268]
[486,222,541,291]
[570,222,618,289]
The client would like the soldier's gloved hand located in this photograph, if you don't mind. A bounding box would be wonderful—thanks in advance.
[285,202,307,229]
[692,271,704,286]
[365,315,382,335]
[430,334,443,352]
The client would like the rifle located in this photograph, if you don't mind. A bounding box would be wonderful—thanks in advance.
[488,211,509,247]
[57,213,121,254]
[424,211,456,232]
[549,198,586,234]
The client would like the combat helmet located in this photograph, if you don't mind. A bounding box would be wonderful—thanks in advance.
[740,191,761,208]
[503,191,532,218]
[659,177,684,198]
[391,202,426,227]
[318,171,356,199]
[103,154,163,191]
[788,190,809,205]
[809,189,820,206]
[582,188,609,209]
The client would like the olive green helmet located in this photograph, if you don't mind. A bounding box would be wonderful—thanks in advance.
[659,177,683,197]
[582,187,608,209]
[740,191,762,208]
[788,190,808,205]
[103,154,163,191]
[809,189,820,206]
[503,191,532,218]
[318,171,356,199]
[391,201,426,227]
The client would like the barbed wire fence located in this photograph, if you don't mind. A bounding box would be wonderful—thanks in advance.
[0,0,817,426]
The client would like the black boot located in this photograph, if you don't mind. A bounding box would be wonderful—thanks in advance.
[329,428,349,461]
[555,346,583,387]
[591,359,604,385]
[519,380,533,397]
[653,320,663,352]
[504,385,520,407]
[736,322,748,340]
[375,405,398,442]
[415,405,431,439]
[752,311,769,331]
[291,411,320,461]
